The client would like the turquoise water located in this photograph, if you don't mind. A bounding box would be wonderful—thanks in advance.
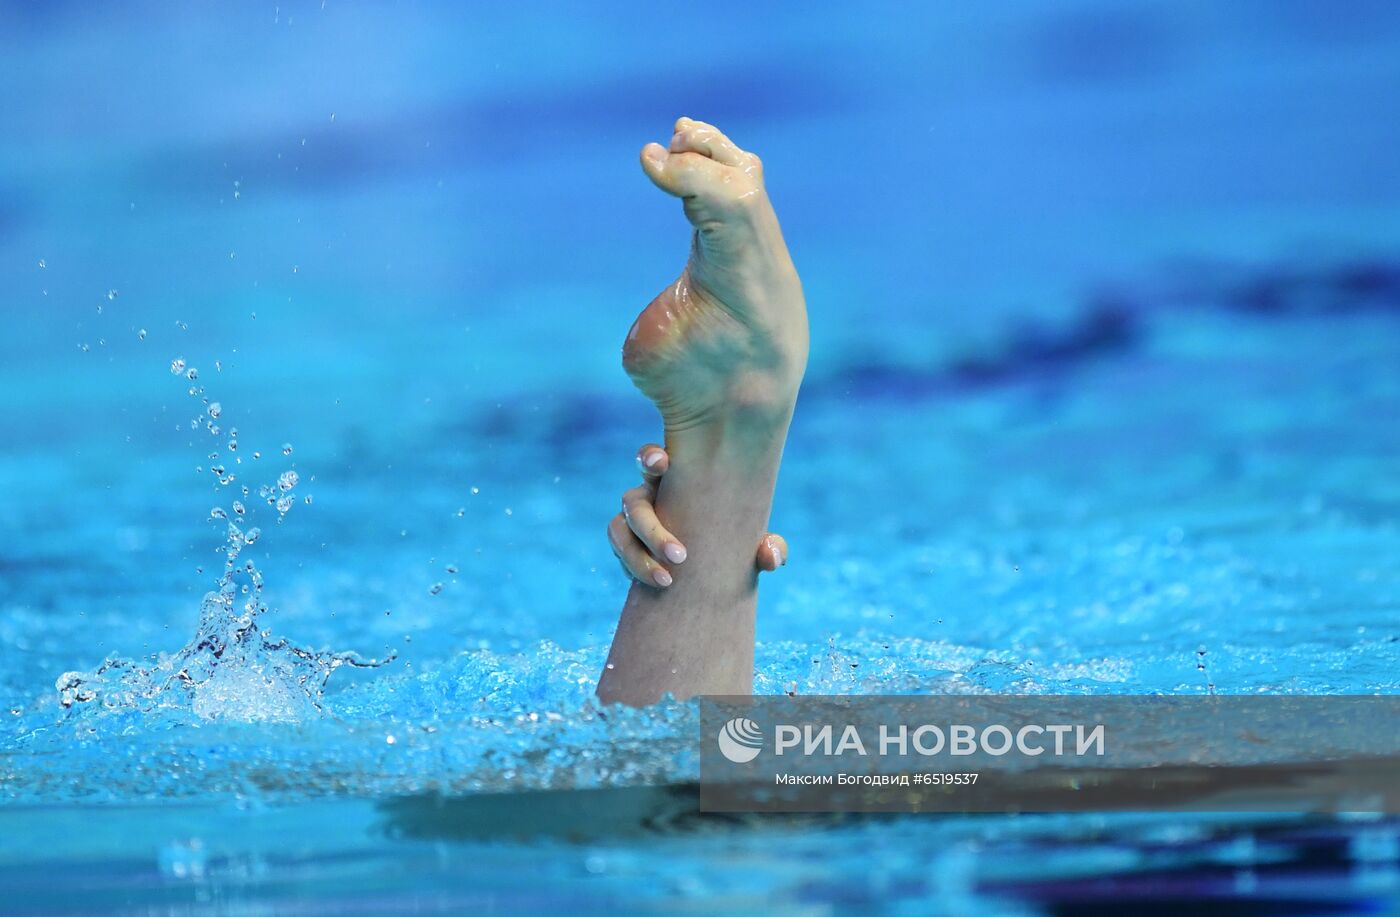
[3,2,1400,912]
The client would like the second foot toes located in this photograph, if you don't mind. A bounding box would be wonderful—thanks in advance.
[640,118,764,203]
[669,117,753,169]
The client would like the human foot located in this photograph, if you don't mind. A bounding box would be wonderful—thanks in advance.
[624,118,808,435]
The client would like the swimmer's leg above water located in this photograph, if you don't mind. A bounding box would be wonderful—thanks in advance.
[607,442,788,588]
[596,117,809,707]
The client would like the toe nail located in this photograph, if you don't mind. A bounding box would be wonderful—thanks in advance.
[653,568,673,587]
[664,543,687,564]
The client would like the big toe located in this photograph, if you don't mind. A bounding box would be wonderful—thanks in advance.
[639,121,764,207]
[639,140,730,200]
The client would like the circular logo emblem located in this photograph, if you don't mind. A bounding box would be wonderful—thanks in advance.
[717,717,764,763]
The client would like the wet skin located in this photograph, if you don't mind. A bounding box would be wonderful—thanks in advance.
[597,118,808,707]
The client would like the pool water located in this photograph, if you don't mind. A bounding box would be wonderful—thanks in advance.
[3,2,1400,913]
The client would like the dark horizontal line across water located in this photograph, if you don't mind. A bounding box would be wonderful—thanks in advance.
[445,255,1400,437]
[821,255,1400,402]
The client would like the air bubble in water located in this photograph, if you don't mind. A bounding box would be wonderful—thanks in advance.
[429,583,444,595]
[245,527,261,545]
[445,564,458,574]
[207,402,222,419]
[138,329,147,340]
[187,368,199,381]
[171,357,186,375]
[276,495,294,514]
[252,451,261,460]
[281,443,293,456]
[304,495,313,505]
[278,470,299,492]
[233,501,246,516]
[209,507,228,521]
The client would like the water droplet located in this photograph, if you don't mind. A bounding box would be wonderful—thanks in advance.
[281,443,293,456]
[233,501,246,516]
[175,320,188,331]
[37,259,46,269]
[429,583,443,596]
[303,495,313,505]
[187,367,199,381]
[107,289,118,300]
[455,507,465,517]
[138,329,147,340]
[278,470,299,492]
[170,357,186,375]
[245,527,261,545]
[470,486,480,495]
[207,402,222,419]
[445,564,458,574]
[78,342,90,353]
[252,451,261,460]
[209,507,228,520]
[276,495,293,513]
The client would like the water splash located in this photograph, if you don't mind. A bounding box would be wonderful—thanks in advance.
[55,360,392,724]
[56,590,387,723]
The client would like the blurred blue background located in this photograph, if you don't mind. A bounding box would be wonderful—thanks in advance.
[3,2,1400,910]
[5,0,1400,747]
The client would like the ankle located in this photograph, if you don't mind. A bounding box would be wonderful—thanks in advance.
[663,381,798,468]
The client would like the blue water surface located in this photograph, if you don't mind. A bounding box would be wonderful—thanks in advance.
[2,1,1400,913]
